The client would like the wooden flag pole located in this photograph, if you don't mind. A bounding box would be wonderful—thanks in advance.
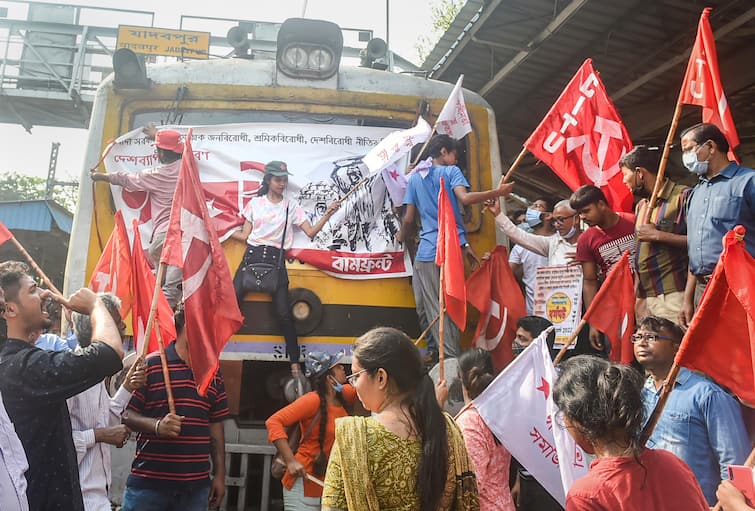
[340,178,369,202]
[154,323,177,415]
[438,265,446,382]
[408,125,437,172]
[8,237,61,295]
[644,99,684,217]
[414,311,442,346]
[139,262,167,359]
[639,362,682,446]
[552,319,587,365]
[501,147,529,184]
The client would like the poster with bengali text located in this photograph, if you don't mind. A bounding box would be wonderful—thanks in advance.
[533,265,583,348]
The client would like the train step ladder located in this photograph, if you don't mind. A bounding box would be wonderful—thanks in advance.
[222,443,277,511]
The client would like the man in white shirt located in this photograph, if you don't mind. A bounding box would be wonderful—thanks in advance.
[488,198,582,266]
[68,293,146,511]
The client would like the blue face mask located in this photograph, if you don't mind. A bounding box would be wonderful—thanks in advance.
[331,382,344,393]
[525,208,544,227]
[682,149,709,175]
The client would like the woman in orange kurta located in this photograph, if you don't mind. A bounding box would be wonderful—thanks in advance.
[266,351,356,510]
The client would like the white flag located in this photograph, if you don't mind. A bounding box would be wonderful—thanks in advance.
[435,75,472,139]
[362,117,432,173]
[474,328,589,506]
[381,161,409,205]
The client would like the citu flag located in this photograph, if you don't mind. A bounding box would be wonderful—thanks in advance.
[524,59,633,212]
[160,129,244,395]
[0,220,13,245]
[679,7,740,162]
[88,210,132,317]
[466,246,526,371]
[582,250,635,364]
[435,177,466,331]
[130,219,176,356]
[674,226,755,405]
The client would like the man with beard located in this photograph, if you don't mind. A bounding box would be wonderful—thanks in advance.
[0,281,29,511]
[0,269,125,511]
[620,145,690,323]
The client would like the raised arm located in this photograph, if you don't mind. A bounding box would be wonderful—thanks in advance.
[487,198,550,257]
[300,201,341,239]
[454,178,515,206]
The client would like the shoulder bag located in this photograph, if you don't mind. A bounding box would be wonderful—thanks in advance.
[234,203,289,295]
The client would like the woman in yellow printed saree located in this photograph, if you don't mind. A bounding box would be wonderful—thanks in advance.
[322,327,479,511]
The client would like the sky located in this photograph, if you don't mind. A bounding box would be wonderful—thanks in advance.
[0,0,437,182]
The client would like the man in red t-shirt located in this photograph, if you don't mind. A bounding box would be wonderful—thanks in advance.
[570,185,636,351]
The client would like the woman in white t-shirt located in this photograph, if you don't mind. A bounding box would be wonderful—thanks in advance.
[231,161,340,375]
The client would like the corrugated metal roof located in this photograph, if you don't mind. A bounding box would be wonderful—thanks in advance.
[423,0,755,200]
[0,200,73,233]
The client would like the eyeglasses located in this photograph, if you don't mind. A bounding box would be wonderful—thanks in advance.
[346,368,369,385]
[631,332,675,344]
[553,214,578,224]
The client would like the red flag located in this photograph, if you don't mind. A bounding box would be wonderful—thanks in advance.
[160,129,244,395]
[675,226,755,404]
[131,219,176,356]
[582,250,636,363]
[679,8,740,161]
[88,211,132,316]
[466,246,526,371]
[0,221,13,245]
[435,177,466,331]
[524,59,633,212]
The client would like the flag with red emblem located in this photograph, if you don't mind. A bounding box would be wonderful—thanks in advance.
[88,210,132,316]
[679,8,740,161]
[466,246,526,371]
[582,250,636,363]
[160,129,244,395]
[435,177,466,330]
[524,59,633,212]
[674,226,755,404]
[131,219,176,356]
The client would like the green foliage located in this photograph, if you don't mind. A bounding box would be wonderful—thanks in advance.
[416,0,466,63]
[0,171,78,212]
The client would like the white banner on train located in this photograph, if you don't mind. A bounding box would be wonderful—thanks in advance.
[103,122,412,279]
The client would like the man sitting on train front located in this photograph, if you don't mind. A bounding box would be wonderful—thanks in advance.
[90,125,184,308]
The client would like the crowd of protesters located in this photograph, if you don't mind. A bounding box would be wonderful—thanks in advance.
[0,120,753,511]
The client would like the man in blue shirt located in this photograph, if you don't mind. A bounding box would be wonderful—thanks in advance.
[397,134,512,360]
[634,315,749,505]
[679,123,755,328]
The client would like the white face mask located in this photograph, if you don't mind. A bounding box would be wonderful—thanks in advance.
[560,225,578,240]
[682,144,710,175]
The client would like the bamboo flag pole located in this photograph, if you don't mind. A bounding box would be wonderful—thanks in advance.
[501,147,529,184]
[639,362,682,446]
[438,265,446,382]
[7,237,61,295]
[414,311,442,346]
[644,100,685,219]
[552,319,587,365]
[154,322,177,415]
[138,262,167,359]
[408,126,438,171]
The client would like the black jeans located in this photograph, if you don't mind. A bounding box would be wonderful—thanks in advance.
[235,245,300,364]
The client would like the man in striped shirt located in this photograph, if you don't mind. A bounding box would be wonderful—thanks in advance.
[67,293,146,511]
[620,146,690,324]
[121,303,229,511]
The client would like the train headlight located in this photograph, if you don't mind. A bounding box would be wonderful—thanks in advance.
[276,18,342,79]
